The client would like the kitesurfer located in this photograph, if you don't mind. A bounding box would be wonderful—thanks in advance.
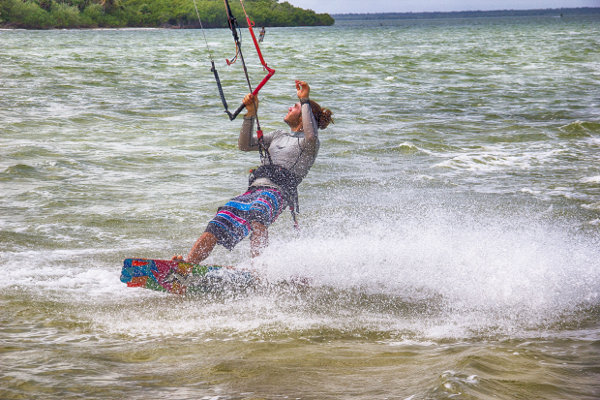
[173,80,333,263]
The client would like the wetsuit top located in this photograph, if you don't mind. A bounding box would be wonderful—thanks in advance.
[238,102,320,189]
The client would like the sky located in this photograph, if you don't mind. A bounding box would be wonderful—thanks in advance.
[284,0,600,14]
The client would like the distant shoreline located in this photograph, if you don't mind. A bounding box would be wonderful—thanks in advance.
[332,7,600,20]
[0,0,334,30]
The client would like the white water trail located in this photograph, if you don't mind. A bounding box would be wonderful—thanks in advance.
[253,201,600,337]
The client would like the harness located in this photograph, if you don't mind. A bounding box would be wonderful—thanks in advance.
[248,164,302,228]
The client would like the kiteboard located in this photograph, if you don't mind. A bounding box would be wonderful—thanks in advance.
[120,258,258,295]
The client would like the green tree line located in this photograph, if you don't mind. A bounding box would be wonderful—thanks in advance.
[0,0,334,29]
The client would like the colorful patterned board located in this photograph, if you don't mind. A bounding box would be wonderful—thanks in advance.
[120,258,258,295]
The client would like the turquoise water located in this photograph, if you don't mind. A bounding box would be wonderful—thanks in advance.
[1,13,600,399]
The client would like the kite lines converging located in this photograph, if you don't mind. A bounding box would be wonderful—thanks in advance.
[192,0,275,161]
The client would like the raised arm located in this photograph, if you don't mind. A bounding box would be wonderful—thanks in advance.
[296,80,319,144]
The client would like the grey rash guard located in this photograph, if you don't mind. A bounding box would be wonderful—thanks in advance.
[238,102,320,189]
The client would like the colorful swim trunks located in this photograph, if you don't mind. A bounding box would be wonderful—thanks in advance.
[205,187,285,250]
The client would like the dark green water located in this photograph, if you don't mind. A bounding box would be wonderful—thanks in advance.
[1,13,599,399]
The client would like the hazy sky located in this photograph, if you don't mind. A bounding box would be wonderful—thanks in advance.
[284,0,600,14]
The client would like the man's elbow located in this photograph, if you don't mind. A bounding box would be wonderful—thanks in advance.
[238,142,253,151]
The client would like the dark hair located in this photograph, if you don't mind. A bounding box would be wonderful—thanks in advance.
[309,100,334,130]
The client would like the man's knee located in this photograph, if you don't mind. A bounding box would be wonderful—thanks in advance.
[250,222,268,240]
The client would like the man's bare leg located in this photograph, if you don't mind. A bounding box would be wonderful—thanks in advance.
[173,232,217,264]
[250,222,268,258]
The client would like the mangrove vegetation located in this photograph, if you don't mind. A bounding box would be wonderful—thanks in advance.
[0,0,334,29]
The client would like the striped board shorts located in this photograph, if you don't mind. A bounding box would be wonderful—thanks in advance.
[205,187,285,250]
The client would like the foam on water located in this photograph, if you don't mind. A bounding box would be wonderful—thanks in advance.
[261,207,599,330]
[3,198,597,340]
[581,176,600,184]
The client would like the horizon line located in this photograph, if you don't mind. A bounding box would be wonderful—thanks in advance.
[330,7,600,16]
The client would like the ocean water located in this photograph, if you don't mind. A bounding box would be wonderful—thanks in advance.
[1,13,600,399]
